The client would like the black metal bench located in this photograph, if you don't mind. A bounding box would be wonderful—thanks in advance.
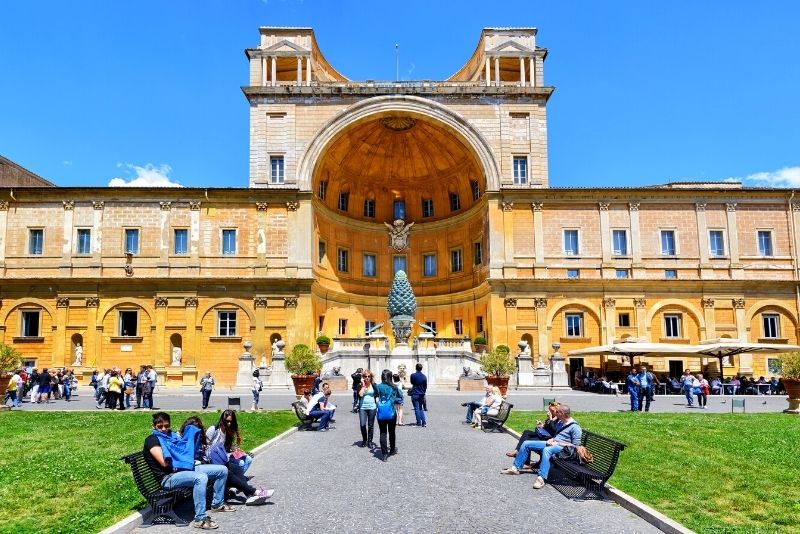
[479,400,513,432]
[550,430,625,500]
[122,451,192,526]
[291,401,319,430]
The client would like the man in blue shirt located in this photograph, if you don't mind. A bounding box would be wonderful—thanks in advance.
[626,369,640,411]
[636,365,654,412]
[409,363,428,427]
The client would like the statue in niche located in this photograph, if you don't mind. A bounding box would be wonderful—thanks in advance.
[260,354,268,368]
[73,343,83,366]
[271,339,285,358]
[384,219,414,252]
[171,346,182,366]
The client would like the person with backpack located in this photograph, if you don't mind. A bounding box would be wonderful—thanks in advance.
[251,370,262,411]
[375,369,399,462]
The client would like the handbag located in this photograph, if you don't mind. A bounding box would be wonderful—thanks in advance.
[534,426,552,440]
[692,386,701,394]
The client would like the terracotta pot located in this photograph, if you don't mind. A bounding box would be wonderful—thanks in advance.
[291,374,316,397]
[474,344,487,354]
[317,343,330,354]
[485,375,510,396]
[784,378,800,414]
[0,374,8,401]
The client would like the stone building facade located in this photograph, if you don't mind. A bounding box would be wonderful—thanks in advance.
[0,27,797,386]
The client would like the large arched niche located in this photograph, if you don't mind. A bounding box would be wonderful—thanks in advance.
[298,95,500,195]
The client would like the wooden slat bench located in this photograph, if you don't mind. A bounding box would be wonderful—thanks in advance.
[550,430,625,500]
[291,401,319,430]
[479,400,513,432]
[122,451,192,526]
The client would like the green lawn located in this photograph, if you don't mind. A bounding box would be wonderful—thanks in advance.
[507,411,800,534]
[0,410,297,534]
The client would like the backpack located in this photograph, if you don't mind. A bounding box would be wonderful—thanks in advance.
[376,384,396,421]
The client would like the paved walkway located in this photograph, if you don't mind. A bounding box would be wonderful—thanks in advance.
[128,398,660,534]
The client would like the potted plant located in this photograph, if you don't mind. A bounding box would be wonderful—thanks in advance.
[0,343,22,402]
[316,334,331,354]
[479,347,516,396]
[473,336,488,354]
[285,344,323,396]
[778,352,800,414]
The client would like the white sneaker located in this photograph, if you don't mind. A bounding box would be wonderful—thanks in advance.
[245,494,267,506]
[532,476,546,489]
[501,466,520,475]
[256,487,275,499]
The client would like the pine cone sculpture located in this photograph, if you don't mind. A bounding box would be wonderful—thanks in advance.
[387,270,417,318]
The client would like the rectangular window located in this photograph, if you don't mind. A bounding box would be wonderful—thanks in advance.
[318,315,324,333]
[615,269,628,279]
[664,269,677,279]
[365,320,376,335]
[318,241,326,264]
[612,229,628,256]
[422,198,434,218]
[567,269,580,279]
[565,313,583,337]
[338,192,349,212]
[29,229,43,255]
[318,180,327,200]
[363,199,375,218]
[454,319,463,336]
[124,228,139,255]
[618,313,631,327]
[709,230,725,257]
[174,229,188,255]
[338,319,347,336]
[564,229,579,256]
[218,311,237,336]
[76,229,91,255]
[270,156,285,184]
[393,200,406,220]
[451,249,463,273]
[423,253,437,276]
[337,248,349,272]
[449,192,461,212]
[471,180,480,201]
[362,253,376,277]
[474,242,483,265]
[393,255,407,275]
[119,310,138,336]
[476,316,484,335]
[512,156,528,185]
[660,230,676,256]
[422,321,437,335]
[21,310,40,337]
[763,314,779,339]
[664,314,681,338]
[758,230,773,256]
[222,229,237,255]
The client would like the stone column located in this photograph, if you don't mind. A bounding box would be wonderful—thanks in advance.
[726,203,742,279]
[494,56,500,87]
[271,56,277,87]
[261,56,267,86]
[485,57,490,86]
[629,202,643,278]
[696,202,711,278]
[519,56,526,87]
[599,202,611,277]
[306,56,311,86]
[532,203,546,277]
[296,56,302,86]
[529,57,535,87]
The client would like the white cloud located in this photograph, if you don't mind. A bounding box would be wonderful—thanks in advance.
[729,166,800,188]
[62,160,72,166]
[108,163,184,187]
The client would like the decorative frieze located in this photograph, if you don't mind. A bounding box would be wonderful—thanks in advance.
[92,201,104,210]
[56,297,70,308]
[633,298,647,308]
[184,297,199,307]
[701,298,715,309]
[155,297,169,307]
[286,201,300,211]
[256,202,269,211]
[732,298,745,309]
[62,201,75,210]
[726,202,737,212]
[503,297,517,308]
[160,202,172,211]
[603,297,616,308]
[85,297,100,307]
[501,201,514,212]
[534,297,548,309]
[189,201,202,211]
[254,297,268,308]
[284,296,298,308]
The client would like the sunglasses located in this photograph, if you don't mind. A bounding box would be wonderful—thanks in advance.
[224,419,233,424]
[155,423,170,430]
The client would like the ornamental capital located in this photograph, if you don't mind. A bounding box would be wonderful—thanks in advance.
[85,297,100,307]
[531,202,543,212]
[628,202,640,212]
[56,297,70,308]
[726,202,737,212]
[184,297,199,307]
[256,202,269,211]
[603,297,616,308]
[598,202,610,211]
[501,201,514,212]
[633,298,647,308]
[534,297,548,309]
[695,202,707,212]
[732,297,746,309]
[0,201,8,210]
[792,202,800,212]
[284,296,298,308]
[504,297,517,308]
[254,297,268,308]
[92,201,105,210]
[124,264,134,277]
[63,201,75,210]
[701,298,715,309]
[154,296,169,307]
[160,202,172,211]
[286,201,300,211]
[189,201,202,211]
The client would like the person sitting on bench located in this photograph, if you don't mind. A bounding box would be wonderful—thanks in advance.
[306,384,333,431]
[501,404,582,490]
[470,386,503,428]
[143,411,234,530]
[505,401,560,465]
[461,386,493,424]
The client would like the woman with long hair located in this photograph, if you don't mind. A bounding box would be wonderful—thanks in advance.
[375,369,399,462]
[358,370,378,449]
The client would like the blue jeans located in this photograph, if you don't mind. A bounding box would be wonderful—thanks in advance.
[411,395,426,426]
[308,408,332,430]
[684,385,694,405]
[629,390,639,411]
[465,401,482,422]
[201,390,212,409]
[514,440,563,479]
[161,464,228,522]
[252,390,260,407]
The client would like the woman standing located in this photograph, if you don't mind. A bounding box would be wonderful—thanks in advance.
[123,368,134,409]
[375,369,399,462]
[200,371,215,410]
[696,373,709,409]
[251,370,262,411]
[358,370,377,449]
[107,370,124,410]
[392,373,406,425]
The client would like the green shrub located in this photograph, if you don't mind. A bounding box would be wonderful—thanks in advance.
[495,344,510,355]
[779,351,800,379]
[479,348,516,377]
[285,344,322,375]
[0,343,22,372]
[473,336,487,345]
[316,334,331,345]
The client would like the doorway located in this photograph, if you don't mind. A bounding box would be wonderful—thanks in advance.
[569,357,584,387]
[668,360,684,379]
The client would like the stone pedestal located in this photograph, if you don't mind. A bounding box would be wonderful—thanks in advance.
[516,356,534,387]
[458,377,486,391]
[236,352,256,388]
[181,366,198,387]
[166,367,184,388]
[325,375,348,392]
[550,352,571,390]
[532,368,552,388]
[264,353,291,390]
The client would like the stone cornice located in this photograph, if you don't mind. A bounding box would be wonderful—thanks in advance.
[242,84,555,101]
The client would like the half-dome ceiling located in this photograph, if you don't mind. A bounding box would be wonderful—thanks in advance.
[314,116,485,223]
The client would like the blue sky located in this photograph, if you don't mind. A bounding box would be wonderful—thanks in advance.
[1,0,799,189]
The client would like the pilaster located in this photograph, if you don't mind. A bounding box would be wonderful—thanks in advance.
[501,201,516,277]
[696,202,712,277]
[288,200,313,278]
[92,201,104,261]
[54,297,69,367]
[488,198,507,279]
[599,202,611,277]
[634,298,647,339]
[256,202,269,277]
[535,298,548,361]
[629,202,643,278]
[159,202,171,273]
[253,296,268,362]
[154,296,168,367]
[61,201,74,274]
[184,297,199,367]
[85,297,99,368]
[0,201,9,267]
[532,203,546,277]
[726,203,743,279]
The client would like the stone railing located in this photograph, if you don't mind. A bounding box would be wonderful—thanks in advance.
[331,336,389,353]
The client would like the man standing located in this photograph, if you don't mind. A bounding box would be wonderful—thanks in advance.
[135,365,147,409]
[200,371,215,410]
[502,404,583,490]
[145,365,157,409]
[680,369,695,406]
[143,412,233,528]
[625,369,640,412]
[636,365,653,412]
[350,368,363,412]
[409,363,427,427]
[462,386,492,424]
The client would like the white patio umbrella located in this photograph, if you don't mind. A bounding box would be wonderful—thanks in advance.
[690,339,800,382]
[567,340,702,370]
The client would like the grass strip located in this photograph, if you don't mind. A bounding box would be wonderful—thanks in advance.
[0,410,296,534]
[507,411,800,534]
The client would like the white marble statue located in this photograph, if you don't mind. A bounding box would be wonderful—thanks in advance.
[171,346,182,366]
[73,343,83,366]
